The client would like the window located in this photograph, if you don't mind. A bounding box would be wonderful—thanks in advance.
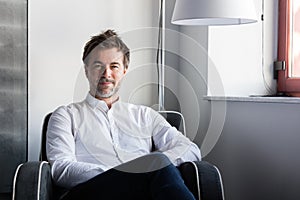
[277,0,300,96]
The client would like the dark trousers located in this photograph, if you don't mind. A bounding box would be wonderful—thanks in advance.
[61,153,195,200]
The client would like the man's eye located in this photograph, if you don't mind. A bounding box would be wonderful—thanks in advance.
[112,65,119,69]
[93,65,104,69]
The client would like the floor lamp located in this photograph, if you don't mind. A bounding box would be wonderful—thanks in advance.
[171,0,257,26]
[157,0,165,111]
[157,0,257,110]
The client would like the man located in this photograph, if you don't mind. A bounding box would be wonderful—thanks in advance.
[46,29,201,200]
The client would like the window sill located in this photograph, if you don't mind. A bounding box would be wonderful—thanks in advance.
[203,96,300,104]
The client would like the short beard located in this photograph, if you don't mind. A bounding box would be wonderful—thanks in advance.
[94,79,122,99]
[96,87,116,98]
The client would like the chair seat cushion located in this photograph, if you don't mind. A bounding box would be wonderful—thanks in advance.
[179,161,224,200]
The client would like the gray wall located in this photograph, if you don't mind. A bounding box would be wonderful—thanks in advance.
[0,0,27,197]
[205,101,300,200]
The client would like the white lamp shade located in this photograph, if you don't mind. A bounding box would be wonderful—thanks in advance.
[172,0,258,25]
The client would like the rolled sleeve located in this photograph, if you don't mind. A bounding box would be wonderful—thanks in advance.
[151,111,201,166]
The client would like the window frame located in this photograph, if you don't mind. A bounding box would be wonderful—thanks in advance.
[277,0,300,96]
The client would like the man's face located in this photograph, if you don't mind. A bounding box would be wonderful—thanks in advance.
[85,47,127,99]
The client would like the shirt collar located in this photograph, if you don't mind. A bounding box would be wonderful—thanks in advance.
[85,93,120,111]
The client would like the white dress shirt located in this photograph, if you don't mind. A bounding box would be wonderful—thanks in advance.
[46,93,201,189]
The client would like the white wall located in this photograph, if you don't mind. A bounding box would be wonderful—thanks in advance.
[29,0,159,160]
[208,0,278,96]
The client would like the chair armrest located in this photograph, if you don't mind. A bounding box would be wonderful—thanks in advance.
[12,161,53,200]
[179,161,225,200]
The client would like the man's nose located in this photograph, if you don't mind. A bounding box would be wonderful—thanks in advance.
[101,66,112,77]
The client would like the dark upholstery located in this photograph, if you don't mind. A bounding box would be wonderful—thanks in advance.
[179,161,224,200]
[13,161,52,200]
[12,111,224,200]
[40,113,52,162]
[158,111,185,134]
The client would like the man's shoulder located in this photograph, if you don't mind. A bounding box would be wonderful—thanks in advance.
[117,101,155,112]
[115,101,161,120]
[52,100,86,115]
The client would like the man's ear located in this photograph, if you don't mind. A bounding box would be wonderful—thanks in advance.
[84,65,88,77]
[123,67,128,75]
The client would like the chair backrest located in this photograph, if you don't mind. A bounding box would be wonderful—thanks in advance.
[158,110,186,136]
[40,113,52,161]
[39,110,186,161]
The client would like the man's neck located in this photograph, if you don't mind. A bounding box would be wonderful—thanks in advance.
[95,94,119,109]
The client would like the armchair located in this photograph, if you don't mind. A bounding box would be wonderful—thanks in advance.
[12,111,224,200]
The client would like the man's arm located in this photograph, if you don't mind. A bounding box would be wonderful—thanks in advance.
[151,110,201,166]
[46,106,103,189]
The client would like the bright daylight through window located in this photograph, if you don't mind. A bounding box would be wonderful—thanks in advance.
[277,0,300,96]
[290,0,300,77]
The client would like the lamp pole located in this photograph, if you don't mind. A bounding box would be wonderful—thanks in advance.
[158,0,165,111]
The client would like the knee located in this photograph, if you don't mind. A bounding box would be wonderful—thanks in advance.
[115,152,172,173]
[148,152,171,167]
